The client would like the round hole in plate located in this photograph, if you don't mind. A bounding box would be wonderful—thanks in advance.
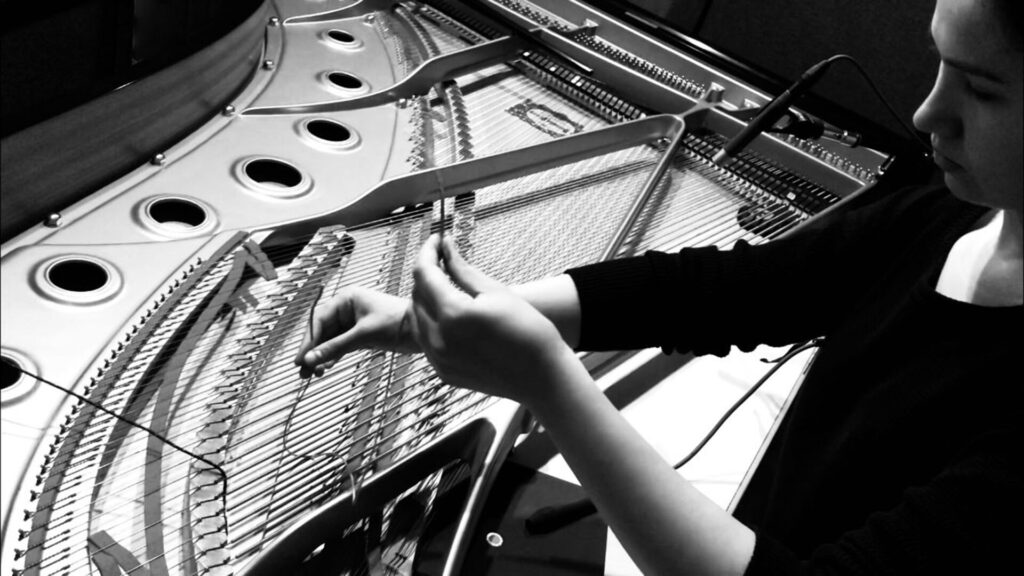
[147,197,207,228]
[307,119,352,143]
[1,356,21,390]
[47,259,109,292]
[327,29,355,43]
[244,158,303,189]
[328,72,363,90]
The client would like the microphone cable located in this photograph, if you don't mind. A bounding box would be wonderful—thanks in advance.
[809,54,931,154]
[717,54,931,162]
[525,338,823,535]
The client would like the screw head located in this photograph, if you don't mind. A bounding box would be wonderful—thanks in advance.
[223,104,236,116]
[44,213,63,227]
[485,532,503,547]
[263,59,275,70]
[151,153,166,166]
[364,13,375,23]
[268,16,280,27]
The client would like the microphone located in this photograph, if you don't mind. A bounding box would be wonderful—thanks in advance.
[768,110,863,147]
[713,57,835,166]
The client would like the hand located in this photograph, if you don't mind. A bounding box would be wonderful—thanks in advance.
[410,235,575,406]
[294,286,418,378]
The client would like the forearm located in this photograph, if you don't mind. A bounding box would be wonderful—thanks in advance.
[511,274,581,348]
[527,345,755,576]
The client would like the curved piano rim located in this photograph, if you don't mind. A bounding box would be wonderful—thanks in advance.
[0,0,269,245]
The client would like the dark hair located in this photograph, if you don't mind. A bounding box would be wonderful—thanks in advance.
[988,0,1023,51]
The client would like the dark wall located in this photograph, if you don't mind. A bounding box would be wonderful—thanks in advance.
[0,0,265,241]
[0,0,133,136]
[623,0,937,138]
[1,0,259,137]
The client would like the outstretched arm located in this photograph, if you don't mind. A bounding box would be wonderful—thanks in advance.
[412,235,755,576]
[295,244,583,374]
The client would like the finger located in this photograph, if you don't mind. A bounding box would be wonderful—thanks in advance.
[440,237,505,296]
[294,304,335,365]
[293,290,349,365]
[294,286,324,365]
[413,234,461,319]
[301,326,366,368]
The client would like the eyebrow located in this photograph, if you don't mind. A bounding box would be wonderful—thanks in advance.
[928,42,1009,84]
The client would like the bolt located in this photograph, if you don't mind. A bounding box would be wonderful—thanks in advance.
[151,153,166,166]
[364,13,375,24]
[44,213,63,228]
[268,16,280,27]
[223,104,236,116]
[263,59,275,70]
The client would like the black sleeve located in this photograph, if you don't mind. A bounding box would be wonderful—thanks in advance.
[564,186,955,355]
[744,419,1024,575]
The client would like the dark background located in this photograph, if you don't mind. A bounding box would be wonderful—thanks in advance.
[1,0,938,140]
[617,0,937,141]
[1,0,256,137]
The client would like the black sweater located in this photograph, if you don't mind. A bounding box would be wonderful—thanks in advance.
[565,186,1023,574]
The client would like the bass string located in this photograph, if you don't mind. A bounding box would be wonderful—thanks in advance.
[29,163,774,496]
[24,212,786,573]
[24,148,761,487]
[216,190,786,455]
[32,210,468,537]
[72,150,659,398]
[34,195,770,532]
[30,350,448,537]
[8,363,229,529]
[229,395,496,545]
[22,146,782,569]
[41,193,798,573]
[33,394,498,576]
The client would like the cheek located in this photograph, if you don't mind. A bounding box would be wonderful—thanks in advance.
[962,107,1023,203]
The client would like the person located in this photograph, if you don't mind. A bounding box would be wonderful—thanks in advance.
[296,0,1023,573]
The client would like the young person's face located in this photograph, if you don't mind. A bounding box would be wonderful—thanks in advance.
[913,0,1023,213]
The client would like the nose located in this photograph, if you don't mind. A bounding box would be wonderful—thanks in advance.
[913,64,961,142]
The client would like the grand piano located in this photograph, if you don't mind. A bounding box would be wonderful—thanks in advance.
[0,1,930,574]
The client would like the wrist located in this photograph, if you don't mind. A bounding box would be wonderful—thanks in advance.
[395,302,422,353]
[520,341,594,419]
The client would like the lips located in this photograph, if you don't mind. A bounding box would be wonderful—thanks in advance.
[931,148,965,172]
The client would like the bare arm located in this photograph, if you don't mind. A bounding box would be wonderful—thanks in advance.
[413,236,755,576]
[528,345,755,576]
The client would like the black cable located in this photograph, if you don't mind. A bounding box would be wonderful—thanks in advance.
[10,363,230,513]
[818,54,932,153]
[691,0,715,36]
[525,339,823,535]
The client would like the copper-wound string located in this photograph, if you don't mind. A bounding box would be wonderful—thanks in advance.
[24,146,790,516]
[41,184,782,532]
[25,147,798,502]
[22,138,818,574]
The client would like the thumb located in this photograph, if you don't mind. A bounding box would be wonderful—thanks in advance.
[441,238,504,296]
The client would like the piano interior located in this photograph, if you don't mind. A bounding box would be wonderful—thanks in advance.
[0,1,931,574]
